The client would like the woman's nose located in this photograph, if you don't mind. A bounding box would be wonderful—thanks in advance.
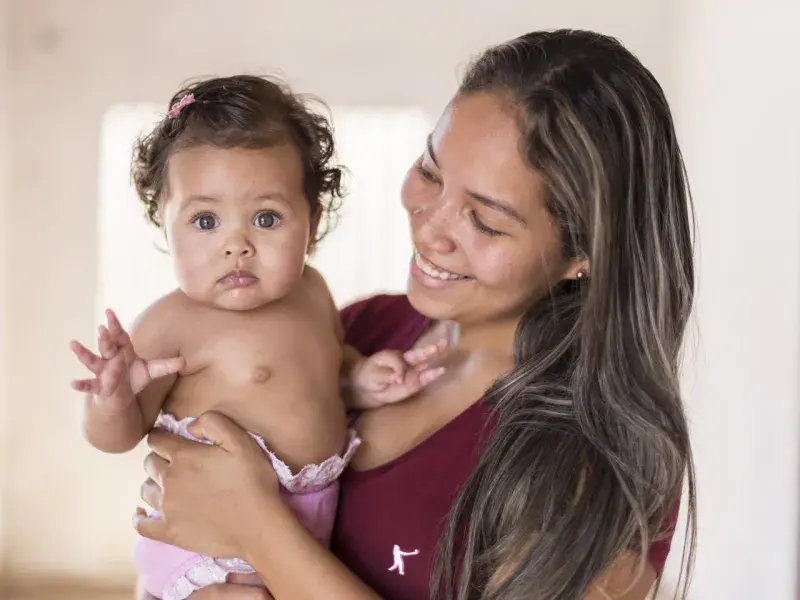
[412,203,457,255]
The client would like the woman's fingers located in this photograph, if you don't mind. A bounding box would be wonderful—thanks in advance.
[140,479,162,512]
[133,508,168,543]
[147,427,198,461]
[143,452,169,487]
[186,411,252,452]
[191,584,274,599]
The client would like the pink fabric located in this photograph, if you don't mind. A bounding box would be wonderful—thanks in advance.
[134,413,360,600]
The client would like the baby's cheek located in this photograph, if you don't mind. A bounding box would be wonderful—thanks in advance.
[171,249,216,297]
[259,245,308,293]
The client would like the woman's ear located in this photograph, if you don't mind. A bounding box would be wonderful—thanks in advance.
[563,258,590,281]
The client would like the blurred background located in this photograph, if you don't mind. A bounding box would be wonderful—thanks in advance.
[1,0,798,599]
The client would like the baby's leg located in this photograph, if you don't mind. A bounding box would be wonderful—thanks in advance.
[135,575,269,599]
[226,572,265,587]
[136,577,156,600]
[186,583,272,599]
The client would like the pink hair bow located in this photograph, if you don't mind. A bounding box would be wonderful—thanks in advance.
[168,93,195,118]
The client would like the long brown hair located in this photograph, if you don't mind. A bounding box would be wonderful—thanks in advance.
[434,29,696,600]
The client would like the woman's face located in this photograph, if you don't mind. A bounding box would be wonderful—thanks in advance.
[402,92,583,326]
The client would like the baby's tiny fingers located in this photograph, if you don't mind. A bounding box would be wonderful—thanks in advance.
[371,352,407,383]
[71,378,100,393]
[419,366,446,387]
[100,355,127,396]
[370,366,397,386]
[70,340,104,374]
[98,325,116,359]
[403,339,448,366]
[373,351,405,370]
[106,309,130,342]
[146,356,186,381]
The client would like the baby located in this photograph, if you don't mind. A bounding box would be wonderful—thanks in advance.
[69,75,446,600]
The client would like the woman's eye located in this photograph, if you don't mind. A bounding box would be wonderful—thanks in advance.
[191,213,218,230]
[254,211,281,229]
[415,161,441,185]
[470,210,503,237]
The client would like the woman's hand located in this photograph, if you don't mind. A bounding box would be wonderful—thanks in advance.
[189,584,274,599]
[134,411,281,558]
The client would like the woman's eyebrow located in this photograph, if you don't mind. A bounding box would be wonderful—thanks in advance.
[467,191,527,227]
[427,134,527,227]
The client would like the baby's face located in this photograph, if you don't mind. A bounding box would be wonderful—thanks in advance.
[162,144,315,311]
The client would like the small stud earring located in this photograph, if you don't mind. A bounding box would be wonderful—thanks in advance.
[576,271,587,280]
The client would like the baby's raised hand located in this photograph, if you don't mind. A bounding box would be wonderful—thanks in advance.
[350,339,448,408]
[69,309,184,410]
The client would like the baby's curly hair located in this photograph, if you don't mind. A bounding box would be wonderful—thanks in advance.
[132,74,345,245]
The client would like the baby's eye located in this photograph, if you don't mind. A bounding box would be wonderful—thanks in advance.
[191,213,218,230]
[254,211,281,229]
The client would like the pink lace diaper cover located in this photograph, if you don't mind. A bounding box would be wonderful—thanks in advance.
[133,413,361,600]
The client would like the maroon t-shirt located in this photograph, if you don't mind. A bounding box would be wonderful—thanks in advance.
[332,294,678,599]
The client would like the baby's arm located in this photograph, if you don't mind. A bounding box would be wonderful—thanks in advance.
[73,294,183,453]
[345,343,447,409]
[302,266,446,408]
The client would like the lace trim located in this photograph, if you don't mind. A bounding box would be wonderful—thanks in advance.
[163,557,254,600]
[155,413,360,494]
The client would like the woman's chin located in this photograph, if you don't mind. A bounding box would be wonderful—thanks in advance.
[407,274,468,321]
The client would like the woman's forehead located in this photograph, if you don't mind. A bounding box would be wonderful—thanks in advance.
[431,93,546,219]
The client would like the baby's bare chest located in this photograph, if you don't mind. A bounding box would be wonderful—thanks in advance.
[164,304,341,417]
[188,303,335,364]
[161,299,347,468]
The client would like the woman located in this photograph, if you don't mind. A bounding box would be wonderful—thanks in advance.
[136,29,696,600]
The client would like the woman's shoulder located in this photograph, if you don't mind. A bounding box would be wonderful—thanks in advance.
[648,495,683,575]
[340,294,416,329]
[340,293,429,355]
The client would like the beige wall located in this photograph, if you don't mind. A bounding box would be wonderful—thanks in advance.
[1,0,10,581]
[661,0,800,598]
[4,1,800,600]
[4,0,671,581]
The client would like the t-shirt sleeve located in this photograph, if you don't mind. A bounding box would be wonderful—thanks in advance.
[648,495,682,575]
[340,296,372,344]
[339,294,425,356]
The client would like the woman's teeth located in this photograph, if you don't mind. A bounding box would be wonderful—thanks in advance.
[414,251,469,281]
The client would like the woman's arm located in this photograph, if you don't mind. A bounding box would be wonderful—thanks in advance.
[135,412,382,600]
[241,497,382,600]
[488,548,656,600]
[137,585,273,599]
